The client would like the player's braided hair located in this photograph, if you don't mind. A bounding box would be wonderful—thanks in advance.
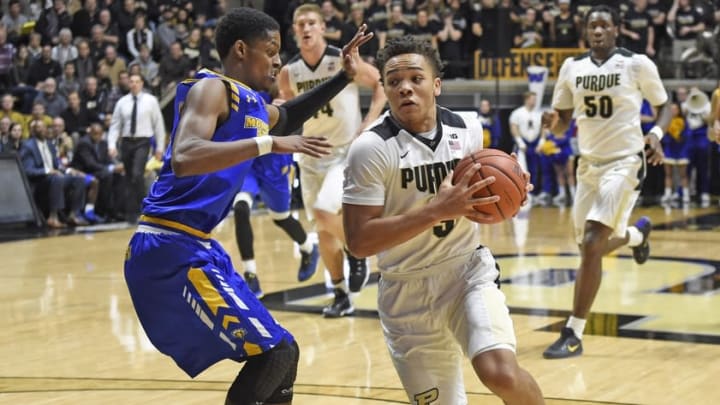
[375,35,444,81]
[215,7,280,60]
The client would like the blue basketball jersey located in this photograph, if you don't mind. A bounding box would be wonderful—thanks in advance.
[142,68,270,233]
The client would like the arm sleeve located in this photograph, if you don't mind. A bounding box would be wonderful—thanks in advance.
[552,58,574,110]
[342,132,389,206]
[270,72,350,136]
[635,55,668,106]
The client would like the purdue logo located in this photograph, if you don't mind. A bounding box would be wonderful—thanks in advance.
[413,388,439,404]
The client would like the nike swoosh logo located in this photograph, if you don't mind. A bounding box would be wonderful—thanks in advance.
[400,151,409,158]
[567,343,580,352]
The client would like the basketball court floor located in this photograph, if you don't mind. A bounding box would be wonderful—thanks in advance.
[1,204,719,404]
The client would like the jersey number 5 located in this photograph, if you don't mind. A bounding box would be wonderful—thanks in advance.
[584,95,613,118]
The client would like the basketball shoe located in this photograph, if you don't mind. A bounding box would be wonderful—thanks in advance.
[543,327,583,359]
[346,249,369,293]
[244,272,264,299]
[297,243,320,282]
[632,216,651,265]
[323,288,354,318]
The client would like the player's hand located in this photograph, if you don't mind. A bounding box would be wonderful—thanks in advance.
[432,164,500,223]
[271,135,332,158]
[509,152,533,205]
[643,133,664,166]
[341,24,373,80]
[541,110,559,131]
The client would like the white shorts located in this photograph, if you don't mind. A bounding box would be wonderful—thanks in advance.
[572,153,644,244]
[378,247,516,405]
[298,145,348,220]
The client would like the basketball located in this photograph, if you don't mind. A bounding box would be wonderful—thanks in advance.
[452,149,527,224]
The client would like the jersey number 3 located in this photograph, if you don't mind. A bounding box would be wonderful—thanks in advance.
[584,95,613,118]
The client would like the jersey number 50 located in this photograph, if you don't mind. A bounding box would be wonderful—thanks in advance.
[584,95,613,118]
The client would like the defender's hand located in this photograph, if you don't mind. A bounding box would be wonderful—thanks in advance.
[341,24,373,80]
[271,135,331,158]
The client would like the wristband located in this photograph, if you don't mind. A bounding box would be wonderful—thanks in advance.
[254,136,273,156]
[648,125,664,141]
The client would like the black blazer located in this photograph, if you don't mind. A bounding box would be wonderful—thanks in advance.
[71,136,111,175]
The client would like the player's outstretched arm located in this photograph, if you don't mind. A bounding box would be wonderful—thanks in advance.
[541,108,572,135]
[344,165,499,258]
[171,79,330,177]
[267,24,374,136]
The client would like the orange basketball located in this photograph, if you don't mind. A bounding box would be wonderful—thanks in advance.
[452,149,527,224]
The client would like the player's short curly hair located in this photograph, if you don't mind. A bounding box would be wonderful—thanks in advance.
[215,7,280,60]
[375,35,444,81]
[583,5,620,27]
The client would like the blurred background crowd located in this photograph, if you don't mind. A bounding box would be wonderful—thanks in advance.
[1,0,719,228]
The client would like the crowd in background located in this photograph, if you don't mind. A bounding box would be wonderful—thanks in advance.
[0,0,719,228]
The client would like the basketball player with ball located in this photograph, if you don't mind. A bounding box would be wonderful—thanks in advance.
[541,5,670,359]
[343,35,545,405]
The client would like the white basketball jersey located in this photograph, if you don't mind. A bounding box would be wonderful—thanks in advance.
[285,46,362,147]
[552,48,667,161]
[343,107,485,275]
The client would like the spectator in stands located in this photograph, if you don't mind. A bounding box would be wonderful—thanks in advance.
[107,73,165,223]
[97,8,120,46]
[50,116,74,165]
[412,7,440,49]
[61,90,97,138]
[98,45,127,87]
[0,116,11,143]
[129,44,159,90]
[2,0,29,44]
[81,76,107,119]
[158,41,192,90]
[668,0,706,78]
[0,94,25,136]
[622,0,655,57]
[115,0,138,36]
[20,119,87,228]
[198,25,221,70]
[71,121,125,222]
[550,0,581,48]
[105,70,130,114]
[379,3,412,49]
[34,77,68,117]
[51,28,78,67]
[89,25,111,64]
[1,121,23,153]
[437,1,467,78]
[27,45,62,88]
[514,7,544,48]
[71,0,99,39]
[27,101,54,132]
[320,0,346,47]
[9,45,31,89]
[182,27,202,68]
[344,2,379,63]
[34,0,72,45]
[74,39,95,83]
[27,32,42,60]
[126,11,153,60]
[0,28,15,95]
[647,0,668,61]
[57,61,81,98]
[156,7,179,53]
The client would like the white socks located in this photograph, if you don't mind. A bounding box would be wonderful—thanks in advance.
[243,260,256,274]
[299,238,314,253]
[566,316,587,340]
[627,226,643,247]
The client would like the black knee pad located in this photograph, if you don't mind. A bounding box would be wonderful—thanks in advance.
[225,339,300,405]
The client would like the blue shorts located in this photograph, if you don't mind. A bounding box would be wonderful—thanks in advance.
[662,136,689,163]
[124,220,294,377]
[240,153,294,213]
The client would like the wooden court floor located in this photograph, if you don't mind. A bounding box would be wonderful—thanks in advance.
[1,205,719,404]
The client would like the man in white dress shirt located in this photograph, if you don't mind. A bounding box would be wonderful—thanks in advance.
[108,73,165,222]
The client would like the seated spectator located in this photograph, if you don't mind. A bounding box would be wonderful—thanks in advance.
[129,44,160,91]
[25,101,54,136]
[97,9,120,46]
[27,45,62,88]
[57,62,81,98]
[183,27,202,68]
[89,25,112,64]
[50,116,75,166]
[34,0,72,45]
[1,121,23,153]
[27,32,42,60]
[51,28,78,67]
[74,39,95,83]
[126,12,154,60]
[9,45,32,89]
[71,121,125,222]
[2,0,30,45]
[81,76,107,119]
[98,45,127,87]
[0,116,11,142]
[34,77,68,117]
[71,0,99,39]
[0,94,26,137]
[19,119,87,228]
[158,41,192,90]
[61,91,97,138]
[0,27,15,93]
[198,25,221,70]
[155,7,179,54]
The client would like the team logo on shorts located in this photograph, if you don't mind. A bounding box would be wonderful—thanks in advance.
[231,328,248,339]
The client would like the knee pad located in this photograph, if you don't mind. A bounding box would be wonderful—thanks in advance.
[225,339,300,405]
[233,200,251,219]
[233,192,253,212]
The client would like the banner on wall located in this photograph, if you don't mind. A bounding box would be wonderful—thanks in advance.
[527,65,549,111]
[474,48,584,80]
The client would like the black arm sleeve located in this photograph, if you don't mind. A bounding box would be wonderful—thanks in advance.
[270,72,351,136]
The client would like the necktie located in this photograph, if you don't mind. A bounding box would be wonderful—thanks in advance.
[130,95,138,137]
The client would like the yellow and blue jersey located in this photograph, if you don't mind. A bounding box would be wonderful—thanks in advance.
[142,68,271,234]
